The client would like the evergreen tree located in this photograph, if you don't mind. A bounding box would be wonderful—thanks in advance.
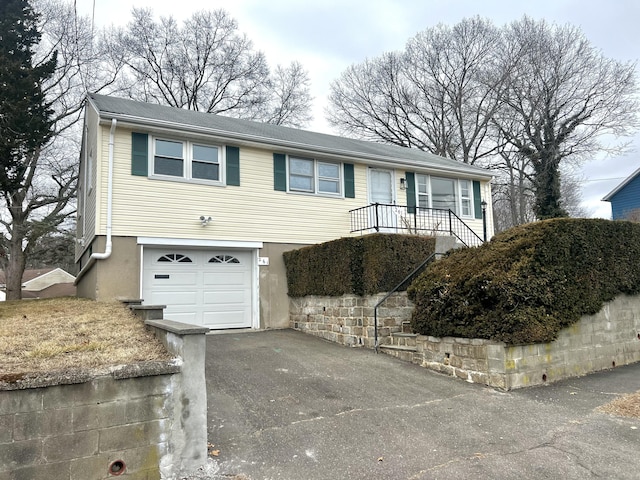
[0,0,57,299]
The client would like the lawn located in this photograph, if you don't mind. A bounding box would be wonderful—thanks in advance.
[0,297,172,382]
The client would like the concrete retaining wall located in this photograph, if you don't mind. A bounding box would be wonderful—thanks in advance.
[290,293,640,389]
[0,319,208,479]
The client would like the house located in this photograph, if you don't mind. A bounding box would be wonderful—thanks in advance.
[75,93,494,330]
[603,167,640,220]
[0,268,76,301]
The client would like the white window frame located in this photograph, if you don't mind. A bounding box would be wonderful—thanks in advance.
[288,156,342,196]
[414,174,474,218]
[150,137,224,185]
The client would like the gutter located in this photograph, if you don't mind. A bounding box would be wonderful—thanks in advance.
[75,118,117,284]
[94,113,494,180]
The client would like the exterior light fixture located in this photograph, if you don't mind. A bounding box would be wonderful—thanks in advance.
[200,216,212,226]
[400,177,407,190]
[481,200,487,242]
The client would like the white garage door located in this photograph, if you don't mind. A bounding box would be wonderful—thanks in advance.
[142,248,253,329]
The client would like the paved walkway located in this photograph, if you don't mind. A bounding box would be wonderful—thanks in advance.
[200,329,640,480]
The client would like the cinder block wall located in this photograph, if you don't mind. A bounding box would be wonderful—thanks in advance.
[0,372,175,479]
[0,318,208,479]
[290,293,413,348]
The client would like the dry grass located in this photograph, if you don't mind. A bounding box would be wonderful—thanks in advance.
[0,297,172,379]
[598,391,640,420]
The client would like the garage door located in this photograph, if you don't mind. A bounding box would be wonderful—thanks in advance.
[142,249,253,329]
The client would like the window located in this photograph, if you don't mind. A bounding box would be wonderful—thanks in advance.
[417,175,429,208]
[288,156,341,195]
[415,175,474,217]
[459,180,471,217]
[289,157,314,192]
[158,253,192,263]
[318,162,340,194]
[431,177,456,211]
[192,144,219,181]
[152,138,221,182]
[209,255,240,264]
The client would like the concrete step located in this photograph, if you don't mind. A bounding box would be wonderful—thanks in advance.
[379,344,418,363]
[129,304,166,321]
[379,344,417,352]
[389,332,418,348]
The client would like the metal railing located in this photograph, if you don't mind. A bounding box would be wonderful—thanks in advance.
[349,203,484,248]
[373,252,438,353]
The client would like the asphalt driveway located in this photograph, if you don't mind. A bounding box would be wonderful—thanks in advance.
[202,329,640,480]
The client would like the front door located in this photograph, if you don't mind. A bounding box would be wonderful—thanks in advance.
[368,168,395,231]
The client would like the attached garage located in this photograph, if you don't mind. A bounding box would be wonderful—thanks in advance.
[142,247,256,329]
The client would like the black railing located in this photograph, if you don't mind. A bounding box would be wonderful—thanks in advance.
[373,252,437,353]
[349,203,484,247]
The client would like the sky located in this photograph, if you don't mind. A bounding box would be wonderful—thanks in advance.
[76,0,640,218]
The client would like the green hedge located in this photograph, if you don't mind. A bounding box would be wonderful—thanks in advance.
[408,218,640,344]
[284,234,436,297]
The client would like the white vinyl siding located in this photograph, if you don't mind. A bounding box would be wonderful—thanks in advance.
[92,126,491,244]
[102,129,366,244]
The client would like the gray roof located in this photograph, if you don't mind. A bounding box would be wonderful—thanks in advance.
[88,93,492,179]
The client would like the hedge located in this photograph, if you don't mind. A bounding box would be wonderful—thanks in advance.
[284,234,436,297]
[408,218,640,344]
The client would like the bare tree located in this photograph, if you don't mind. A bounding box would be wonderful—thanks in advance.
[0,0,117,299]
[328,16,638,221]
[106,8,312,127]
[328,17,506,164]
[497,16,639,219]
[258,61,313,128]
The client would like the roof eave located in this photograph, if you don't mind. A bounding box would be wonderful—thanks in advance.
[602,167,640,201]
[96,109,494,180]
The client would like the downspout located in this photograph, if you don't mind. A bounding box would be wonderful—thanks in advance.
[75,118,116,282]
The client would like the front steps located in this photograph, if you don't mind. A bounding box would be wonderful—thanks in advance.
[379,332,418,363]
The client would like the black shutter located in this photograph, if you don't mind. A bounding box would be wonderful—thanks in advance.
[406,172,416,213]
[273,153,287,191]
[473,180,483,219]
[344,163,355,198]
[131,133,148,176]
[226,146,240,186]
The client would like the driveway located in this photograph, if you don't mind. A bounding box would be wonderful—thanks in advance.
[202,329,640,480]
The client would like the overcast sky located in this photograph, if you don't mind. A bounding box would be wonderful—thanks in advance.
[76,0,640,218]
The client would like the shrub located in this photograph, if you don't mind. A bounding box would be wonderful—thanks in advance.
[284,234,436,297]
[408,218,640,344]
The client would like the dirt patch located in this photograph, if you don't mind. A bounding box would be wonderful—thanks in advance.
[598,391,640,419]
[0,297,172,380]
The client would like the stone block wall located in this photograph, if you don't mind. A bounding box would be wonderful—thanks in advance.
[290,293,413,348]
[402,294,640,389]
[0,318,208,479]
[291,292,640,390]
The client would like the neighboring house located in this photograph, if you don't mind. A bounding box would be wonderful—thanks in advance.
[75,93,494,330]
[602,167,640,220]
[0,268,76,301]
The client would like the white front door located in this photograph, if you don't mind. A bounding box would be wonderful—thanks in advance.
[142,249,253,329]
[368,168,395,231]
